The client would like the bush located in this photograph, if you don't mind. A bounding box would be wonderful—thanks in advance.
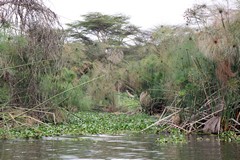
[40,68,93,111]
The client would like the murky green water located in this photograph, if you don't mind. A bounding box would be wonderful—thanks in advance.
[0,134,239,160]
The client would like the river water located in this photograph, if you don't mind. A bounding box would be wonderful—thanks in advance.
[0,134,239,160]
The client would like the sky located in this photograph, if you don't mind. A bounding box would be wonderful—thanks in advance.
[46,0,201,30]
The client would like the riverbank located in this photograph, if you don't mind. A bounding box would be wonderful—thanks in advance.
[1,111,239,143]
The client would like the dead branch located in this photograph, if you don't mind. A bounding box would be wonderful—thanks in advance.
[141,109,182,132]
[0,0,59,32]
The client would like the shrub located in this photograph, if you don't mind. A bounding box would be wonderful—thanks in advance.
[40,68,93,111]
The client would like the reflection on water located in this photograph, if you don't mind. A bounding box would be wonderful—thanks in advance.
[0,134,239,160]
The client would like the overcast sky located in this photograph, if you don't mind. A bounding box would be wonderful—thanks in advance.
[46,0,202,30]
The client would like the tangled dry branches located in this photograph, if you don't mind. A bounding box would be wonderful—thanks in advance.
[0,0,59,31]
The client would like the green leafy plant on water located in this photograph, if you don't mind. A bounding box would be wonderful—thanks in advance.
[156,129,187,144]
[219,131,240,142]
[0,112,158,139]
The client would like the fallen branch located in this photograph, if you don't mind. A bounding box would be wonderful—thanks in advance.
[8,113,26,127]
[24,115,50,127]
[170,123,190,133]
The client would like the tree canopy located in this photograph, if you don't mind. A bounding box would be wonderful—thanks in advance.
[66,12,140,46]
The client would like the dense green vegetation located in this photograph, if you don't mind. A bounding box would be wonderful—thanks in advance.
[0,0,240,141]
[0,112,158,139]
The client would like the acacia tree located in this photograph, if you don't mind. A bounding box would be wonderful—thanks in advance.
[66,12,141,63]
[66,12,140,46]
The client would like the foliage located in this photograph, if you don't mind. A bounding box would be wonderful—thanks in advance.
[0,112,157,139]
[124,53,166,104]
[127,28,216,109]
[0,0,63,107]
[40,68,93,111]
[117,92,140,111]
[1,0,240,138]
[184,0,240,79]
[219,131,239,142]
[163,38,217,109]
[66,12,140,46]
[182,0,240,133]
[156,129,187,144]
[0,84,10,104]
[62,43,87,67]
